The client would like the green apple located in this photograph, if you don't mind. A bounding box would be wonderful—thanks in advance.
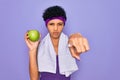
[28,30,40,42]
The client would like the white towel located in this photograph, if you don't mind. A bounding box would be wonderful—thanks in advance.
[37,32,78,77]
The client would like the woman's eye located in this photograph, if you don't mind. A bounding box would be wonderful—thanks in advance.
[58,23,63,26]
[49,23,54,25]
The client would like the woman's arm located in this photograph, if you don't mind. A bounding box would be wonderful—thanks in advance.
[29,49,39,80]
[24,32,40,80]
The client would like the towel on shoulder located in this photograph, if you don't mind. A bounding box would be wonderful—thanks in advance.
[38,32,78,77]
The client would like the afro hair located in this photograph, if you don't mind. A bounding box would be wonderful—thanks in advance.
[42,5,67,21]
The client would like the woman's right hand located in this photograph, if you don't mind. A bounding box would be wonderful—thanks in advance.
[24,31,40,51]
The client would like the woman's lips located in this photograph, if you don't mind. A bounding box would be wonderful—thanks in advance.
[53,32,59,35]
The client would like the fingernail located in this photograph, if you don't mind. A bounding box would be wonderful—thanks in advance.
[76,56,80,60]
[68,44,72,47]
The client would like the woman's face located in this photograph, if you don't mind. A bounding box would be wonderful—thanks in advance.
[47,19,64,39]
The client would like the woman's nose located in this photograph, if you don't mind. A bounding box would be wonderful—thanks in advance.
[54,25,58,31]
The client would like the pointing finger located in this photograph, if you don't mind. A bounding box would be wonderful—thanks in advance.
[69,46,80,60]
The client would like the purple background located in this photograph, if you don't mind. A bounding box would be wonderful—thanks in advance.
[0,0,120,80]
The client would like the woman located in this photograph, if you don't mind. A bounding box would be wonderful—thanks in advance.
[25,6,89,80]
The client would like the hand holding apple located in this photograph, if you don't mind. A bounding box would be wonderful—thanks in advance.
[24,30,40,51]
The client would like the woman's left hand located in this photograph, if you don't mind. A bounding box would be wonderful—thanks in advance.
[68,33,90,60]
